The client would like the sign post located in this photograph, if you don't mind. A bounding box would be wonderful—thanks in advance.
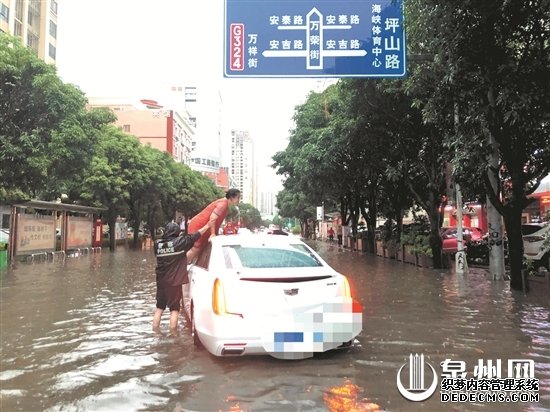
[224,0,406,78]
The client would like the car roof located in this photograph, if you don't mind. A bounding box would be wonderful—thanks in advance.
[210,234,303,247]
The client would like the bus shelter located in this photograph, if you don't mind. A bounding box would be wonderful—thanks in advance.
[7,200,106,264]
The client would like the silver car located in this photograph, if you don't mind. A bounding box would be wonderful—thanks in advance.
[523,223,550,270]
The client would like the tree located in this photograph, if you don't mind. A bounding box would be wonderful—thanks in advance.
[78,126,142,250]
[226,202,262,229]
[170,166,221,228]
[275,188,316,238]
[0,34,90,203]
[406,0,550,289]
[126,144,173,247]
[44,107,117,202]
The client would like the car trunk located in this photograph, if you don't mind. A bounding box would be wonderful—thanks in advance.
[220,268,340,316]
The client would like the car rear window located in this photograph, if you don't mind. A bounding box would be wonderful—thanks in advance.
[222,244,323,269]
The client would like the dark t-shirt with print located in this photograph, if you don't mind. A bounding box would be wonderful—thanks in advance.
[154,232,200,287]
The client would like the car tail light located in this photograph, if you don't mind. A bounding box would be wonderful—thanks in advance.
[342,276,352,298]
[212,278,227,315]
[523,236,544,243]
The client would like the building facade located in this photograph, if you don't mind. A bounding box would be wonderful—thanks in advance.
[1,0,58,65]
[230,130,256,206]
[190,154,229,192]
[87,98,194,165]
[259,191,276,216]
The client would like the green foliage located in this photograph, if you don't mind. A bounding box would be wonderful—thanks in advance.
[291,226,301,235]
[405,0,550,289]
[231,203,262,229]
[401,232,432,257]
[0,34,89,202]
[0,33,220,236]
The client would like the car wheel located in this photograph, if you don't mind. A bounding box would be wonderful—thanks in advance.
[535,252,550,272]
[190,302,202,347]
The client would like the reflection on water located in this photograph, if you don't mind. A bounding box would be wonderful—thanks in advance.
[323,379,381,411]
[0,243,549,411]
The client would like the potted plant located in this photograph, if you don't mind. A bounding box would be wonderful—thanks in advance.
[411,234,433,268]
[401,232,417,264]
[385,237,400,260]
[376,238,384,256]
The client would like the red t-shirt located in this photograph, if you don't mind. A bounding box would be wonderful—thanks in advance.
[187,198,229,249]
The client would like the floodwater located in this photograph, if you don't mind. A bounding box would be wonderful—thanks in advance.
[0,241,549,412]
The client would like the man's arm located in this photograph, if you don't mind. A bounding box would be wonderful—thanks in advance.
[180,220,213,252]
[208,211,219,238]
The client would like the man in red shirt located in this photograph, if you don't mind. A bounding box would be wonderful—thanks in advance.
[186,188,241,262]
[327,226,335,242]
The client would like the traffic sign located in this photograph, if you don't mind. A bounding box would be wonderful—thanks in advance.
[224,0,406,78]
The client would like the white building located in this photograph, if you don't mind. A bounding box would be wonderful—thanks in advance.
[230,130,256,206]
[1,0,59,65]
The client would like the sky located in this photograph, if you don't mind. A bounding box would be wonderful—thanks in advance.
[55,0,327,192]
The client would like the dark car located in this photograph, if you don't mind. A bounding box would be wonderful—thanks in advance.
[267,229,289,236]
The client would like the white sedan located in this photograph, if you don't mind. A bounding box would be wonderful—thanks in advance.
[183,234,362,359]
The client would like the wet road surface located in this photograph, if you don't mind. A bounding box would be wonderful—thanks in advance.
[1,241,549,411]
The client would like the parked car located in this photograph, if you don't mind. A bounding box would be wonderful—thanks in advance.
[441,227,485,254]
[522,223,550,270]
[184,235,362,359]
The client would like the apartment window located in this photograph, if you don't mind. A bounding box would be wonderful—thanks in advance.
[14,20,22,37]
[48,43,56,59]
[0,3,9,22]
[50,0,58,15]
[15,0,22,20]
[27,0,40,30]
[49,21,57,38]
[27,32,39,53]
[122,124,131,132]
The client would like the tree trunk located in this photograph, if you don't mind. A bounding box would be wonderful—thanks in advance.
[108,219,116,252]
[428,212,443,269]
[362,191,377,254]
[502,207,526,291]
[132,223,140,249]
[301,218,309,239]
[396,208,403,241]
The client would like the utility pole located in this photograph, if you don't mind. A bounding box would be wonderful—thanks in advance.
[455,182,468,274]
[454,103,468,275]
[487,134,505,280]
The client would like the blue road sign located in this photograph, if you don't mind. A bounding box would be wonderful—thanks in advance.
[224,0,406,78]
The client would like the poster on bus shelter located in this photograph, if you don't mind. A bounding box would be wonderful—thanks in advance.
[66,216,93,249]
[16,214,56,254]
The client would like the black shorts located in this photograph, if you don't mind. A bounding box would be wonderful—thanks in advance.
[156,284,183,311]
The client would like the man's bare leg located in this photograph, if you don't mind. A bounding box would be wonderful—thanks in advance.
[153,308,163,330]
[169,310,179,331]
[181,283,191,318]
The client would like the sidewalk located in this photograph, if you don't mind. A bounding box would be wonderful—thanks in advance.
[315,237,550,294]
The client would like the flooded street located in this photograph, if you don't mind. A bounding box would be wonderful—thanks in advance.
[1,242,549,412]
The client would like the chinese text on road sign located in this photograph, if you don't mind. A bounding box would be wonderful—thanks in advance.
[224,0,406,78]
